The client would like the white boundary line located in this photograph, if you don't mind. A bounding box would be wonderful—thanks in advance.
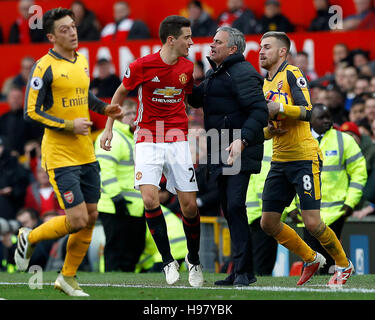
[1,282,375,294]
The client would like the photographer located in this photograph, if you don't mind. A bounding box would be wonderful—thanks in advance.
[0,135,30,220]
[1,208,58,272]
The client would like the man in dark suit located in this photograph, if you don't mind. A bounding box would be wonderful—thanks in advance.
[188,27,268,286]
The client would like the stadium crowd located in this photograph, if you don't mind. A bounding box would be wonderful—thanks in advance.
[0,0,375,275]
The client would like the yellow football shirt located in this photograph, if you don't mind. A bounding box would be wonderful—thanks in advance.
[263,60,322,162]
[25,49,106,170]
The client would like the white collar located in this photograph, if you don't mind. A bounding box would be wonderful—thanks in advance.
[311,128,323,139]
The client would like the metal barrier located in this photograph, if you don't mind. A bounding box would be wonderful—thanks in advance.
[199,216,231,273]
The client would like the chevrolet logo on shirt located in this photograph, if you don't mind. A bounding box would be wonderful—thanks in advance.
[153,87,182,98]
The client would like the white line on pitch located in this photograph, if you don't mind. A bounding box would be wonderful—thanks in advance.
[1,282,375,294]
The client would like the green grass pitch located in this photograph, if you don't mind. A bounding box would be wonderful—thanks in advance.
[1,271,375,300]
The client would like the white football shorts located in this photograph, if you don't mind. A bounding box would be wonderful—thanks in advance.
[134,141,199,194]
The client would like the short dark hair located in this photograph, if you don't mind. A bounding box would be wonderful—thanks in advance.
[159,15,191,44]
[261,31,291,54]
[43,7,75,35]
[188,0,202,9]
[16,208,39,222]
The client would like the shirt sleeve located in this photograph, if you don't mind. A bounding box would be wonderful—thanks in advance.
[122,59,143,91]
[24,61,72,131]
[282,68,313,121]
[88,90,107,114]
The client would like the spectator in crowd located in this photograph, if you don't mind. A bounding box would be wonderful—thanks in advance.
[357,117,373,137]
[256,0,295,34]
[350,48,370,69]
[326,85,348,125]
[101,1,150,41]
[370,76,375,92]
[70,1,101,41]
[19,140,41,180]
[90,58,121,98]
[217,0,258,35]
[342,65,359,111]
[95,99,146,272]
[349,98,366,123]
[358,63,375,77]
[313,86,329,106]
[355,76,371,96]
[294,51,318,81]
[355,0,375,29]
[364,95,375,124]
[343,0,373,30]
[0,135,30,220]
[24,166,63,218]
[8,0,45,43]
[0,86,43,156]
[299,105,367,274]
[309,0,334,31]
[188,0,217,38]
[333,63,347,91]
[1,56,35,99]
[333,43,350,68]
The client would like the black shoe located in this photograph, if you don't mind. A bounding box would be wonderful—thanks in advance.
[247,273,257,285]
[214,273,235,286]
[233,273,250,286]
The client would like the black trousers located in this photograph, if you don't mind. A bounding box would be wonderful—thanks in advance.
[99,212,146,272]
[303,215,346,274]
[217,171,254,275]
[250,217,278,276]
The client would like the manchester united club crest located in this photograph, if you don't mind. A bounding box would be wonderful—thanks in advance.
[179,73,188,85]
[63,191,74,204]
[136,171,143,180]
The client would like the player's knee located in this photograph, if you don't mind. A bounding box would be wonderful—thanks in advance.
[307,220,326,238]
[260,216,274,236]
[142,194,159,210]
[260,214,282,237]
[303,213,323,236]
[181,200,198,218]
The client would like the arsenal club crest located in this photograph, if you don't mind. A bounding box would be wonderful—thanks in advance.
[277,80,283,91]
[179,73,188,85]
[63,191,74,204]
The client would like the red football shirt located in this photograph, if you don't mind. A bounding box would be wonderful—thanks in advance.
[122,52,194,143]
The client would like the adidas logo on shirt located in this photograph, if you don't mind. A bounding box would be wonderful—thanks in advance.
[151,76,160,82]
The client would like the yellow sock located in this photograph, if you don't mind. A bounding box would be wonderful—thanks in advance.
[315,225,348,267]
[275,223,316,263]
[28,216,71,245]
[61,224,94,277]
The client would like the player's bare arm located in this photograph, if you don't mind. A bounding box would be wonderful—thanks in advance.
[100,83,129,151]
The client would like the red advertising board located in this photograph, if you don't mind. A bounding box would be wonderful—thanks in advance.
[1,30,375,90]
